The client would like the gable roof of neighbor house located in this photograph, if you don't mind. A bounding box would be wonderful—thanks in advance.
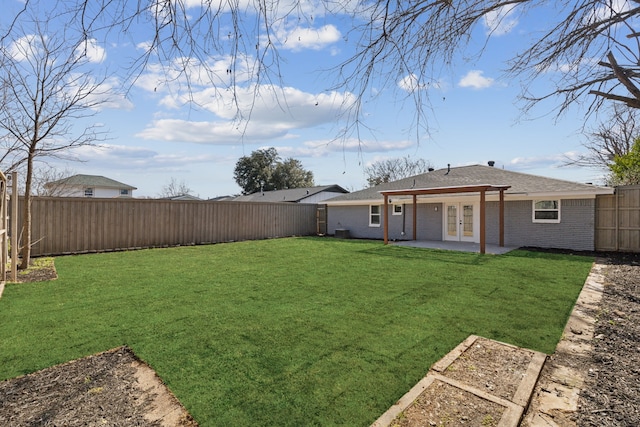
[326,164,612,204]
[46,174,137,190]
[233,185,349,203]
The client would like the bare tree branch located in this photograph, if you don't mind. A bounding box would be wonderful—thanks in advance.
[0,17,115,268]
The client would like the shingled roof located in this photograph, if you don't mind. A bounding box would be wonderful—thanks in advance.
[326,164,612,204]
[46,174,137,190]
[234,185,348,203]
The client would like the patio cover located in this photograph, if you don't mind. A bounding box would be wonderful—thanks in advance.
[380,184,511,254]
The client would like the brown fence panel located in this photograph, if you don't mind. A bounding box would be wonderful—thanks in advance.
[596,186,640,252]
[15,197,319,256]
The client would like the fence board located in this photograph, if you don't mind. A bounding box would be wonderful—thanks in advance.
[13,197,318,257]
[596,186,640,252]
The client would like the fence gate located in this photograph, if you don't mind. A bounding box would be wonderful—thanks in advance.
[595,185,640,252]
[316,204,327,235]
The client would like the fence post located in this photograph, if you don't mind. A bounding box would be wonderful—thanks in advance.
[11,172,18,282]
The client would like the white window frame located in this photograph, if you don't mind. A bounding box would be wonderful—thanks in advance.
[392,204,403,216]
[369,205,381,227]
[120,189,129,196]
[84,187,94,197]
[532,200,560,223]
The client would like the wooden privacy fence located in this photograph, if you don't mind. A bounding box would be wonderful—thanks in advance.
[15,197,319,257]
[595,185,640,252]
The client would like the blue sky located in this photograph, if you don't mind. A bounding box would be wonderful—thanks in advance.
[2,1,613,198]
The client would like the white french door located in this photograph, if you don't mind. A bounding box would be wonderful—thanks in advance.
[444,202,478,242]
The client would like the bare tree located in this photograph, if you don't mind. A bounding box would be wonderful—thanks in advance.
[0,20,112,268]
[33,166,78,196]
[6,1,640,140]
[567,104,639,171]
[158,177,195,198]
[365,156,432,187]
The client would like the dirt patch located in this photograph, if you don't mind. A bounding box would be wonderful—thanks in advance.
[393,378,505,427]
[443,338,533,402]
[0,346,197,426]
[375,336,541,427]
[6,257,58,283]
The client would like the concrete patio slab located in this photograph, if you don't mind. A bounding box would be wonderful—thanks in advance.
[391,240,518,255]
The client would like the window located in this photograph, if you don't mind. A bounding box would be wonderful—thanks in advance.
[392,204,403,215]
[84,188,94,197]
[120,189,129,196]
[533,200,560,223]
[369,205,381,227]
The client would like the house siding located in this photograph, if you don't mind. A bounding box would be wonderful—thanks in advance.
[328,203,443,241]
[330,198,595,251]
[302,191,347,204]
[56,187,132,198]
[496,199,595,251]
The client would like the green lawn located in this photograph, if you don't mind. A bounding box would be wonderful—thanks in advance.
[0,237,593,426]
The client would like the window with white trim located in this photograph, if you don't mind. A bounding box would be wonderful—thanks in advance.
[84,187,94,197]
[392,204,403,215]
[120,189,129,196]
[369,205,381,227]
[533,200,560,223]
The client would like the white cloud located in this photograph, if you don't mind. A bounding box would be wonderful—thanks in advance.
[483,5,518,36]
[587,0,631,24]
[72,143,217,169]
[458,70,495,89]
[76,38,106,63]
[136,118,288,144]
[65,74,133,111]
[397,74,445,93]
[398,74,426,93]
[138,84,356,144]
[273,24,341,52]
[508,154,567,169]
[8,34,42,62]
[278,138,415,158]
[134,55,249,94]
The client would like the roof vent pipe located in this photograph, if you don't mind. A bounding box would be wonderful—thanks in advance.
[488,160,495,167]
[445,164,450,175]
[428,167,434,172]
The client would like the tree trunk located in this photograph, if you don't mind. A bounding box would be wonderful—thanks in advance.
[19,154,33,270]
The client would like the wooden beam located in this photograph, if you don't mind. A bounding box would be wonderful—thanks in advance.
[480,189,486,254]
[412,194,417,241]
[499,189,505,247]
[383,194,389,245]
[381,184,510,197]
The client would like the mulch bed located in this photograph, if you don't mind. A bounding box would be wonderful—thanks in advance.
[576,253,640,426]
[0,346,197,426]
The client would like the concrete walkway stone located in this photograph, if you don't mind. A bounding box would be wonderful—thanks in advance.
[520,260,605,426]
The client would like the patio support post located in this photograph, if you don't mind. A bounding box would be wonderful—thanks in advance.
[480,189,486,254]
[412,194,417,241]
[499,189,505,247]
[383,194,389,244]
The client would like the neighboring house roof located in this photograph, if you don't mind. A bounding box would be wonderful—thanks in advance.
[45,174,137,190]
[233,185,349,203]
[160,194,202,201]
[208,196,236,201]
[326,164,612,204]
